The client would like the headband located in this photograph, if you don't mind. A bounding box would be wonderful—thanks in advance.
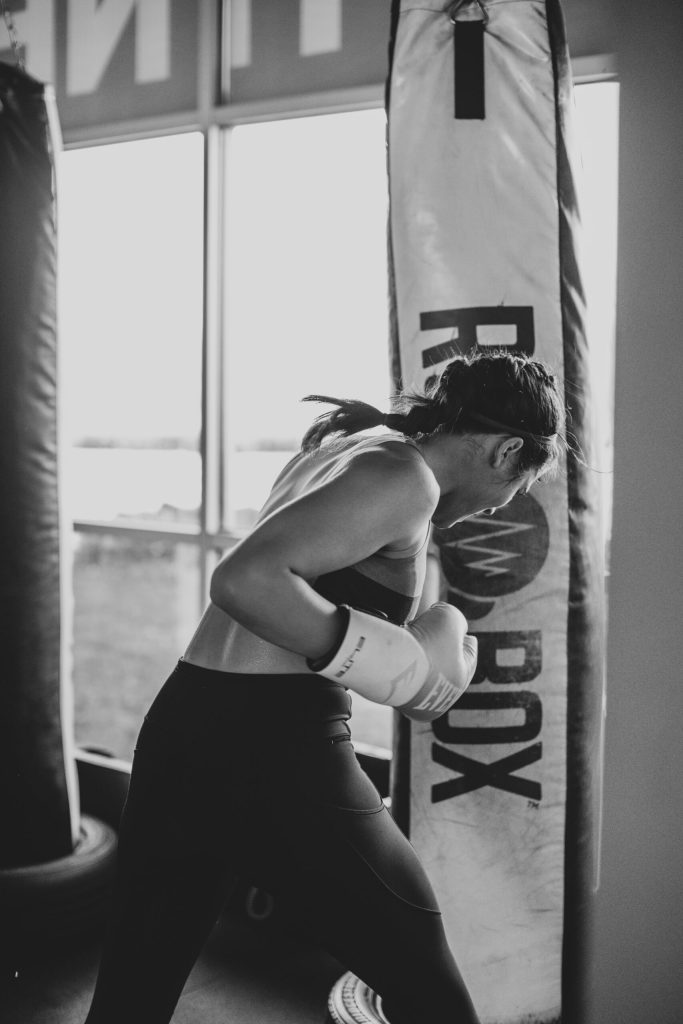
[468,413,557,442]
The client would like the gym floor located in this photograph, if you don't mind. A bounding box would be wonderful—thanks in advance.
[2,913,344,1024]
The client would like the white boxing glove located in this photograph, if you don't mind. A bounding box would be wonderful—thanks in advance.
[308,603,478,722]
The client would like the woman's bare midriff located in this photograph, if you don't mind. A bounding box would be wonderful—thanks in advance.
[182,601,312,675]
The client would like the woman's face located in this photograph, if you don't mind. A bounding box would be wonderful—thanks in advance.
[431,449,542,530]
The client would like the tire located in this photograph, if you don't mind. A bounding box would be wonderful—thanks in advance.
[0,814,118,944]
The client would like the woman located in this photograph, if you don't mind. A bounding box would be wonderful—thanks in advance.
[84,350,565,1024]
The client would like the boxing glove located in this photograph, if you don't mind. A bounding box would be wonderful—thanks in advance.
[308,603,478,722]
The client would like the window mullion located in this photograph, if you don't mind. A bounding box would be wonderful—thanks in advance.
[200,125,226,603]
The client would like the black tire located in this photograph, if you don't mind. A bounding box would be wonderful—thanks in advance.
[0,814,118,944]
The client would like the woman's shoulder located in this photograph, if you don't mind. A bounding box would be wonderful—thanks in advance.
[343,431,430,466]
[336,433,439,515]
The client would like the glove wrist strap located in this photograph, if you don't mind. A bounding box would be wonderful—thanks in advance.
[306,605,351,672]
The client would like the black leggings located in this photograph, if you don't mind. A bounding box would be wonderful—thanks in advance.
[84,660,479,1024]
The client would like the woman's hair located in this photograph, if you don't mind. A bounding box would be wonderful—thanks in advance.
[300,350,566,476]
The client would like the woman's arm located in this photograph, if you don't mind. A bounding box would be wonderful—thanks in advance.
[210,448,437,661]
[416,535,442,616]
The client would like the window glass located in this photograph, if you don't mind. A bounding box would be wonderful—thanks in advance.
[72,534,200,760]
[574,81,619,543]
[223,109,391,531]
[58,133,204,527]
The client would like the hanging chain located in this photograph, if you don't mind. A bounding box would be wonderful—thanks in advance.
[1,0,26,70]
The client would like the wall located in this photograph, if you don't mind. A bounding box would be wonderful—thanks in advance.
[562,0,619,55]
[587,3,683,1022]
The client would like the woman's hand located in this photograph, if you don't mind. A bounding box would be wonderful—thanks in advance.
[308,601,478,721]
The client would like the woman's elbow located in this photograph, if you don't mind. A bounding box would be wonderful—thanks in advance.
[209,555,269,617]
[209,557,241,614]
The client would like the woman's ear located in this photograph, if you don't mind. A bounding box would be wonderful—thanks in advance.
[491,436,524,468]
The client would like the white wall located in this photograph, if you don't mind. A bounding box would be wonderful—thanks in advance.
[588,3,683,1021]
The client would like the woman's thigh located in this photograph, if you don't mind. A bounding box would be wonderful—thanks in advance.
[250,744,479,1024]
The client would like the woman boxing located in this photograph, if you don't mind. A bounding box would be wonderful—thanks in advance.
[83,350,565,1024]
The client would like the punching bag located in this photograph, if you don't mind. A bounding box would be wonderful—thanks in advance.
[0,61,79,869]
[385,2,605,1023]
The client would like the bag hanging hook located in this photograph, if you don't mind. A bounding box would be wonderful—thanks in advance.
[448,0,489,28]
[1,0,26,70]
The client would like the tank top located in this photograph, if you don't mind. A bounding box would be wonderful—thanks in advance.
[182,434,431,675]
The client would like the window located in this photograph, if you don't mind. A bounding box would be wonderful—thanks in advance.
[574,82,619,543]
[72,535,199,758]
[60,83,618,761]
[59,133,204,759]
[59,133,204,528]
[223,109,391,531]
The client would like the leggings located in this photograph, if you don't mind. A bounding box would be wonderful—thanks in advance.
[84,660,479,1024]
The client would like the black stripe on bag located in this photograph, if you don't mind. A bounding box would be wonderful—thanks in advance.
[419,306,536,364]
[454,21,485,119]
[547,1,605,1021]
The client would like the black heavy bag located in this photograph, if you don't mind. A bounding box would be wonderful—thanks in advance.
[0,62,78,869]
[385,2,606,1023]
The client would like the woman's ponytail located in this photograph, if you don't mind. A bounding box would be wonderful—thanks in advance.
[300,391,450,452]
[385,399,448,437]
[300,395,387,452]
